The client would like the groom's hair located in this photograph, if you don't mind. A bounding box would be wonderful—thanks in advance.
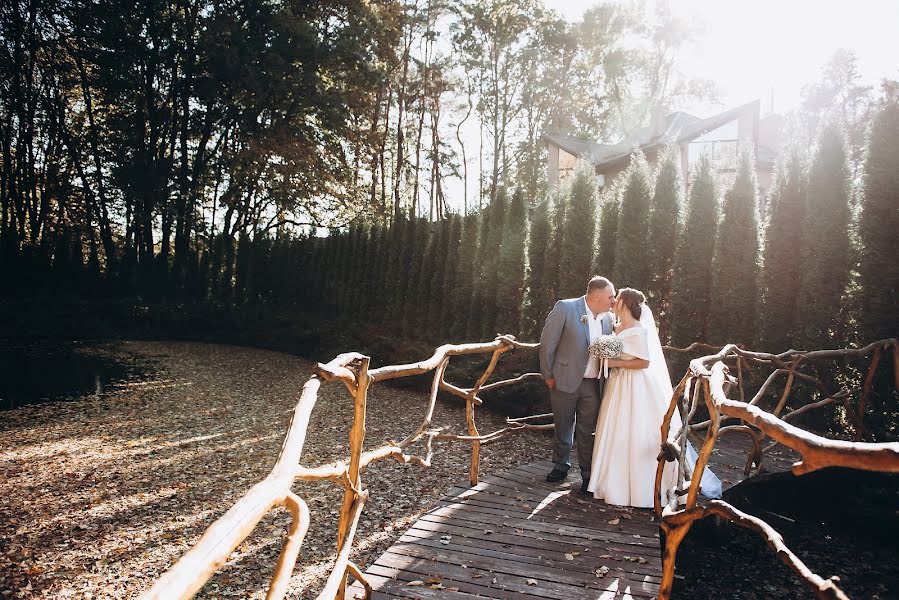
[586,276,613,294]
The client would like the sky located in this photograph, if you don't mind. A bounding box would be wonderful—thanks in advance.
[435,0,899,216]
[547,0,899,116]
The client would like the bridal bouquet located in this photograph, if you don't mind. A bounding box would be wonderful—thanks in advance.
[588,334,623,378]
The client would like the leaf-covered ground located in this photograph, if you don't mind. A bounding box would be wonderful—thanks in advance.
[674,469,899,599]
[0,341,547,598]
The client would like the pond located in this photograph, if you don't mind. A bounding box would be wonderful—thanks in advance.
[0,342,146,411]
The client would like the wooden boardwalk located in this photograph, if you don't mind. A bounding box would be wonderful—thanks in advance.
[350,437,799,599]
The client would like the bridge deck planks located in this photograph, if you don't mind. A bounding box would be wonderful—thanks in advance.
[349,436,798,599]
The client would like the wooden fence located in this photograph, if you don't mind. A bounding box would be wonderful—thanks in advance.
[142,335,546,600]
[142,335,899,600]
[653,338,899,600]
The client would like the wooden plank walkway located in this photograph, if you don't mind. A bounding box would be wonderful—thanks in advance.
[349,436,799,599]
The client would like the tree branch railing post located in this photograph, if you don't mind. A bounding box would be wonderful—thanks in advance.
[144,335,898,600]
[143,335,541,600]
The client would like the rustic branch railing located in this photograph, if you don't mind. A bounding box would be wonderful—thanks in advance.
[654,338,899,600]
[142,335,546,600]
[144,333,898,600]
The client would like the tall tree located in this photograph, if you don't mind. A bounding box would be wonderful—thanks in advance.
[451,0,537,206]
[797,49,874,180]
[520,191,551,338]
[612,151,652,291]
[794,122,852,348]
[758,150,807,351]
[402,216,428,335]
[857,85,899,344]
[466,209,491,338]
[427,217,451,328]
[594,183,620,277]
[440,214,463,336]
[558,161,597,297]
[495,187,527,335]
[416,221,440,331]
[707,149,761,346]
[540,190,565,308]
[478,188,509,336]
[451,214,479,340]
[669,155,718,347]
[646,147,683,342]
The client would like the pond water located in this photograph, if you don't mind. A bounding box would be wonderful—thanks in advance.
[0,342,144,411]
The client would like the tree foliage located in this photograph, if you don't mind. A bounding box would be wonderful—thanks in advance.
[612,151,653,291]
[795,122,852,348]
[558,162,597,298]
[708,149,761,345]
[594,185,620,277]
[646,147,683,342]
[759,150,807,351]
[495,188,527,335]
[520,192,552,338]
[669,155,718,347]
[857,86,899,344]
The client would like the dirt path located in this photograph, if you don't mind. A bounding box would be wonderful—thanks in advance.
[0,341,546,599]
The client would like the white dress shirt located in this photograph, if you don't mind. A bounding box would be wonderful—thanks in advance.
[583,298,604,379]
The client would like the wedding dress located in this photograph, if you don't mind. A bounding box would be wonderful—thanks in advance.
[586,304,722,508]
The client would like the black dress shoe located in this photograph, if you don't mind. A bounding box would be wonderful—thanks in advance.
[546,468,568,482]
[579,480,590,496]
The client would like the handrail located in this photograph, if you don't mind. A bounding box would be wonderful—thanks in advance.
[654,338,899,600]
[144,334,899,600]
[142,335,543,600]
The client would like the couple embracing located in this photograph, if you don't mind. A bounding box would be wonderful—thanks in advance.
[538,276,722,508]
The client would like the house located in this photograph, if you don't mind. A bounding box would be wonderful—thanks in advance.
[545,100,783,198]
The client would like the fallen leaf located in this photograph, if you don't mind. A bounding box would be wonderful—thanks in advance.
[526,578,538,586]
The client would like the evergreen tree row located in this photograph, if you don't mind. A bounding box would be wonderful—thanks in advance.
[5,93,897,361]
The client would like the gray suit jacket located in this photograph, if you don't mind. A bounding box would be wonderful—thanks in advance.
[539,296,614,394]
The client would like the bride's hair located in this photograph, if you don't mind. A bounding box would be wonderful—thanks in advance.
[617,288,646,320]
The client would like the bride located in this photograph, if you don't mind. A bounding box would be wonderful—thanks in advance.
[586,287,722,508]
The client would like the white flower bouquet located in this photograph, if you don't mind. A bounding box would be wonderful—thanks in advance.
[589,334,623,377]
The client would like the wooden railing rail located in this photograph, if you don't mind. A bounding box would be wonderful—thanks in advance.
[145,333,898,600]
[143,335,543,600]
[654,338,899,600]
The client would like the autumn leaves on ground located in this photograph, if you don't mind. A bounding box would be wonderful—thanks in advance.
[0,341,546,598]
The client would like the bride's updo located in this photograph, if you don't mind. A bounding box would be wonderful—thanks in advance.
[617,288,646,320]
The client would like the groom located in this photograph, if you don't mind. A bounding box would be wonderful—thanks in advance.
[539,276,615,494]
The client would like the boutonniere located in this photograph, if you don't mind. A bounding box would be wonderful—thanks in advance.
[580,314,589,325]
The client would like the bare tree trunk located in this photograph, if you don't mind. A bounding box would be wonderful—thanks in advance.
[456,72,473,216]
[379,85,393,213]
[412,97,426,219]
[392,9,415,220]
[478,75,485,211]
[368,82,386,213]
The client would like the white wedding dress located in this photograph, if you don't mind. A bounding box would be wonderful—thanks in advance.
[586,304,722,508]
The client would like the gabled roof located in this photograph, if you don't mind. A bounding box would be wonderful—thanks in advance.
[544,100,762,170]
[542,133,613,163]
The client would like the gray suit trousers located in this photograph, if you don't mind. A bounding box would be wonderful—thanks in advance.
[550,377,602,478]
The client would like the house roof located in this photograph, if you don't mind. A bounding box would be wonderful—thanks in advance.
[545,100,764,170]
[542,133,612,163]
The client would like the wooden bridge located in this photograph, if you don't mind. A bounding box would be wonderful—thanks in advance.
[143,337,899,600]
[349,437,799,600]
